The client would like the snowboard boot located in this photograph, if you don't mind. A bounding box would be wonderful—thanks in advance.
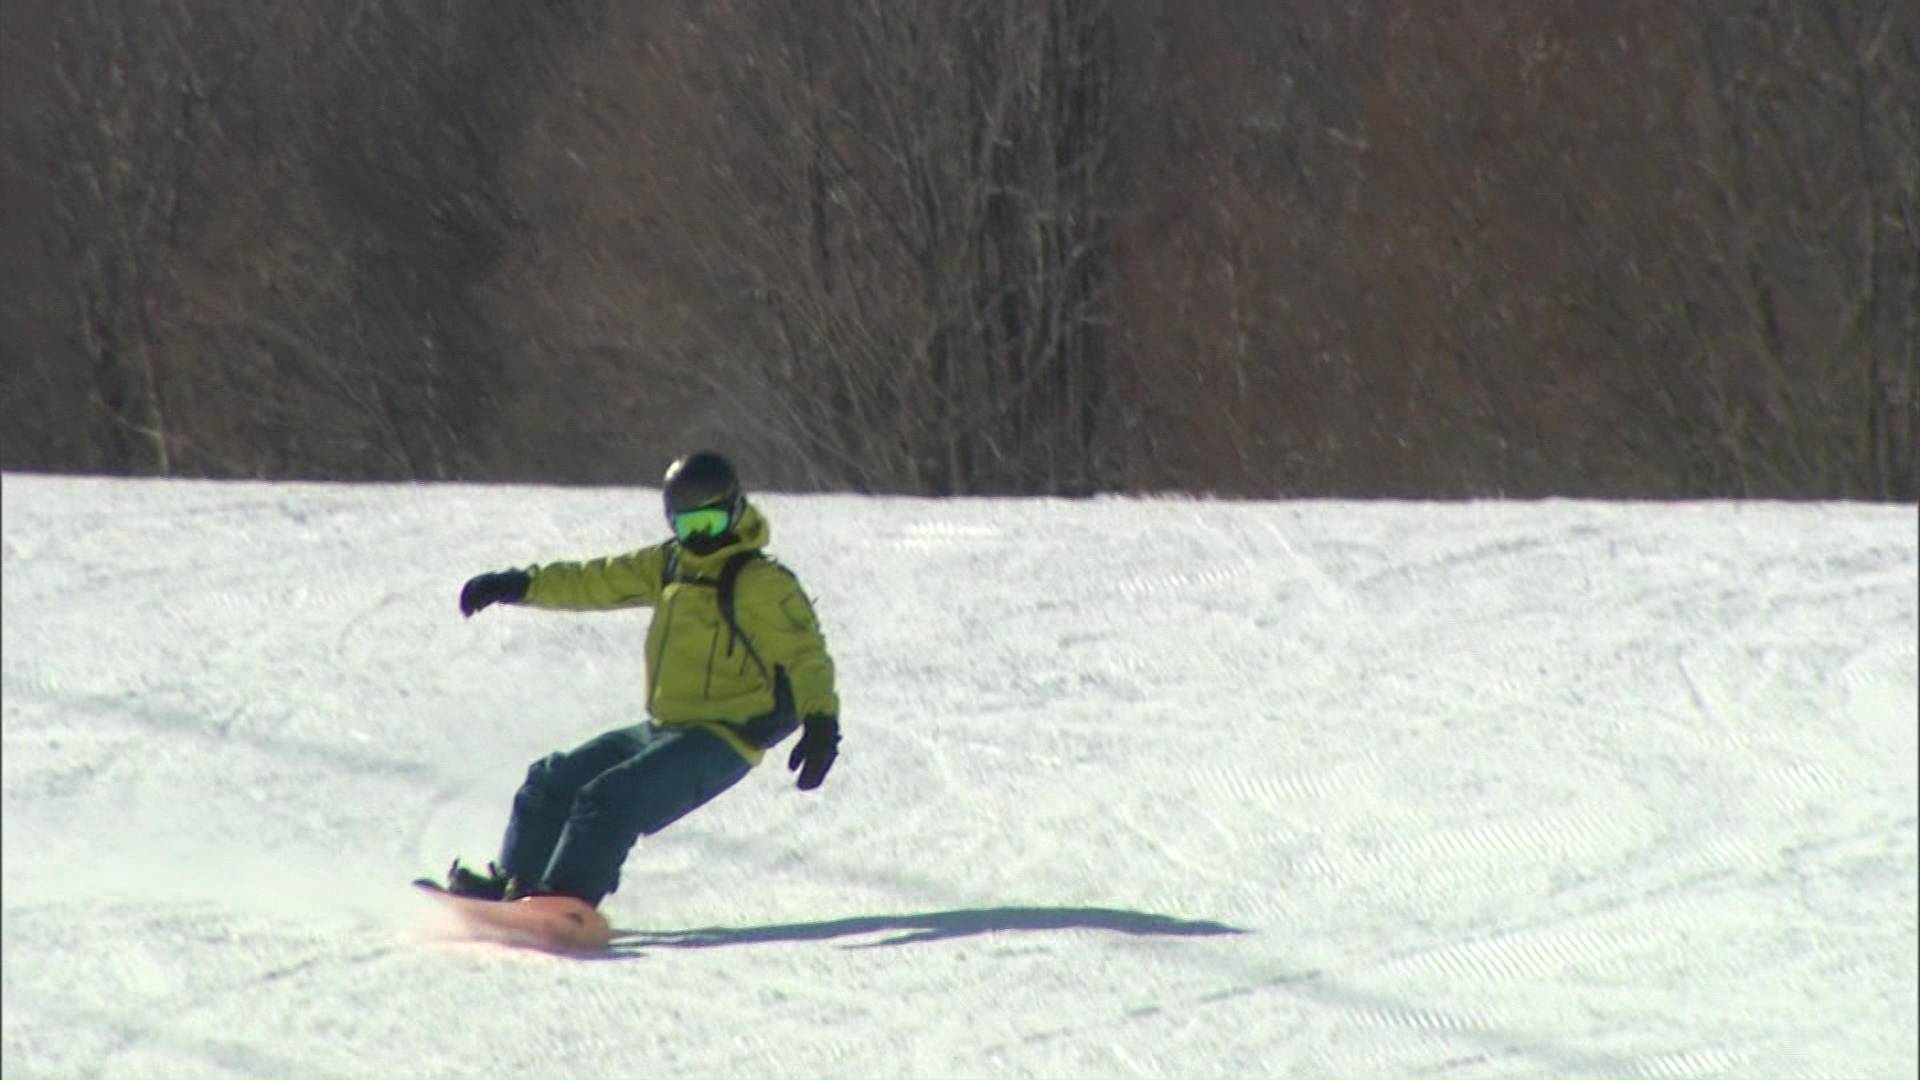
[503,876,596,907]
[444,859,511,901]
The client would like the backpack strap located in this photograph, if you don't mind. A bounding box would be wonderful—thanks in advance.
[662,544,770,680]
[716,550,770,680]
[715,550,760,638]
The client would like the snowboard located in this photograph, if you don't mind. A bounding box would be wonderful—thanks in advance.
[413,880,614,953]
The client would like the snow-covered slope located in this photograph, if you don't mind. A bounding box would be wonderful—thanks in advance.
[3,475,1914,1078]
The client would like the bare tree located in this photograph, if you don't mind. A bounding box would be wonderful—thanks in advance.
[2,0,590,480]
[4,0,1911,499]
[3,0,233,474]
[1673,0,1918,497]
[577,0,1117,495]
[1103,0,1916,499]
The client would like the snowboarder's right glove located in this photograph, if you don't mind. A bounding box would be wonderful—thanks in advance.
[460,569,530,617]
[788,714,840,791]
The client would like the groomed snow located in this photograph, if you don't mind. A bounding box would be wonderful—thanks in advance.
[3,474,1915,1078]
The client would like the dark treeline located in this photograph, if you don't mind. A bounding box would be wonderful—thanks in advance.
[3,0,1914,499]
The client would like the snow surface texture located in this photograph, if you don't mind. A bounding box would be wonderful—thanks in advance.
[2,475,1915,1079]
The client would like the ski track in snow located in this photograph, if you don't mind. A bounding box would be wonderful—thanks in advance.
[2,476,1915,1079]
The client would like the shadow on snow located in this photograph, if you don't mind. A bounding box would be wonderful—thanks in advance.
[607,906,1246,953]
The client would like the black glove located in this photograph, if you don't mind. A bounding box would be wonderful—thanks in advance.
[787,715,840,791]
[459,569,530,617]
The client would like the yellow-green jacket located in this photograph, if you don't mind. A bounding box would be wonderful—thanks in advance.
[517,504,836,764]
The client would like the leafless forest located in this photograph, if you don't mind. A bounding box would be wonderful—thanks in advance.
[3,0,1914,498]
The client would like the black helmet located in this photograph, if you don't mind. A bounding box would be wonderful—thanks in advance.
[663,451,745,548]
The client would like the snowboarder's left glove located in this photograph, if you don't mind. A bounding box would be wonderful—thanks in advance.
[460,569,530,617]
[788,715,840,791]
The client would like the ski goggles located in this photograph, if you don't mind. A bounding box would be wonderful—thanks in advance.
[671,505,734,542]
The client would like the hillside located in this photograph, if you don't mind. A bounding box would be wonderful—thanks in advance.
[3,476,1915,1078]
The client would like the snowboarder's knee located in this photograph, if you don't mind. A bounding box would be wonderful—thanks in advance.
[515,752,571,806]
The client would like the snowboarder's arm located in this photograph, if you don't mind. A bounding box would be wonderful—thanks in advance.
[746,567,840,790]
[519,545,669,611]
[738,563,839,719]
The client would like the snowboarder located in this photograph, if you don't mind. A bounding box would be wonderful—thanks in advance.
[436,450,840,908]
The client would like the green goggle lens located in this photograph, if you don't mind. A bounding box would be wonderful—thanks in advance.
[672,506,733,541]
